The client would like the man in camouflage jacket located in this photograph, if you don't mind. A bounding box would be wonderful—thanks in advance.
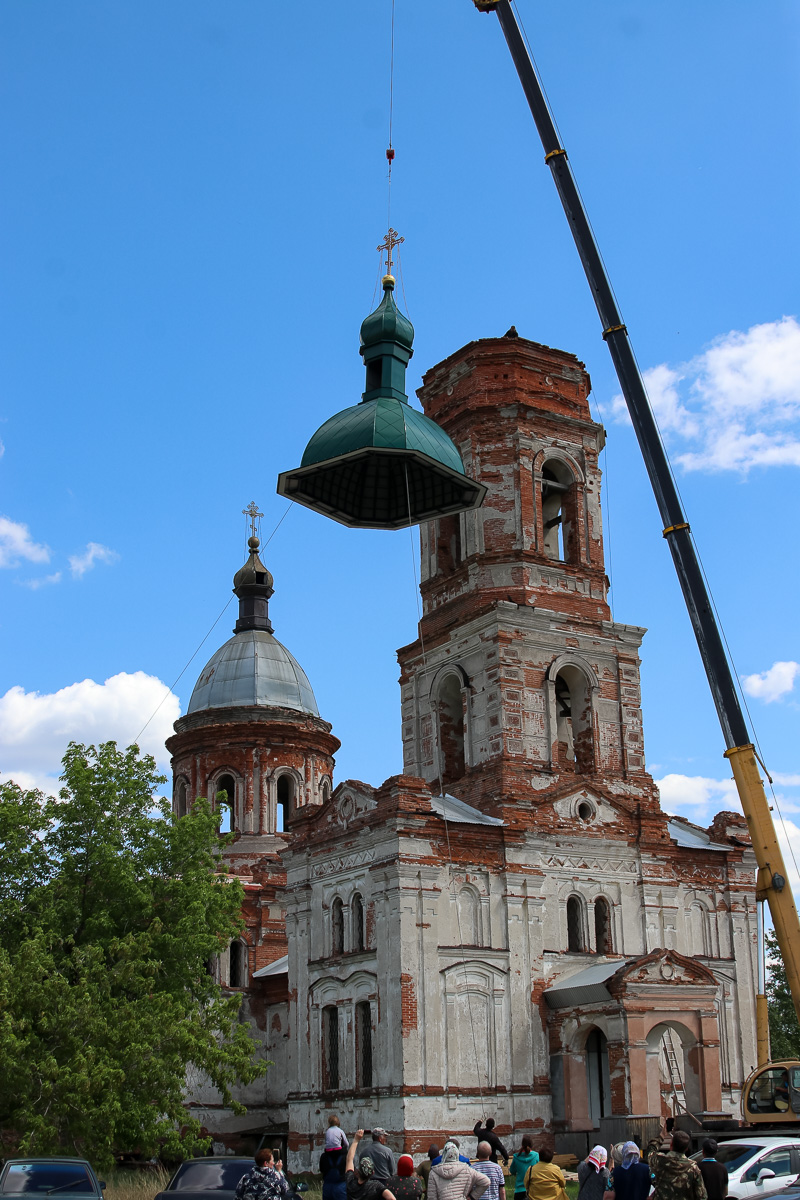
[646,1127,707,1200]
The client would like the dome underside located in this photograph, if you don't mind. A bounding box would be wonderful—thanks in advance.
[187,630,318,716]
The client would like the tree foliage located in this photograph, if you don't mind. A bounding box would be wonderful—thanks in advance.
[766,928,800,1060]
[0,742,265,1168]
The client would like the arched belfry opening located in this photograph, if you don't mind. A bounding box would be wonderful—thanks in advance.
[216,773,236,833]
[553,664,594,773]
[276,774,295,833]
[541,459,576,562]
[435,673,466,787]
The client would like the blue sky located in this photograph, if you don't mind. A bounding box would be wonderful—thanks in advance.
[1,0,799,881]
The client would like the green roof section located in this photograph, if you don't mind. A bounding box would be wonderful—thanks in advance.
[275,267,486,530]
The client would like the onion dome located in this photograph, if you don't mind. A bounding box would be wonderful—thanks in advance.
[186,538,318,717]
[276,272,486,530]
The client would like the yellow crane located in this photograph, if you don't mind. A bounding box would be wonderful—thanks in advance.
[470,0,800,1127]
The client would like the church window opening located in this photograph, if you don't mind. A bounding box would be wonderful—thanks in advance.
[553,666,594,773]
[436,673,466,787]
[320,777,331,806]
[176,779,187,820]
[229,940,248,988]
[331,897,344,955]
[577,800,593,820]
[585,1028,611,1123]
[277,774,295,833]
[323,1005,340,1090]
[458,885,481,946]
[352,893,365,952]
[356,1001,373,1088]
[435,515,462,576]
[594,897,612,955]
[541,461,575,562]
[216,774,235,833]
[567,895,585,953]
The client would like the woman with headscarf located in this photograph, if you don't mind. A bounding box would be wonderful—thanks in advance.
[387,1157,423,1200]
[428,1142,490,1200]
[603,1142,652,1200]
[577,1147,610,1200]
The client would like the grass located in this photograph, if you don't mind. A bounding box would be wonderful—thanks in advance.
[103,1169,171,1200]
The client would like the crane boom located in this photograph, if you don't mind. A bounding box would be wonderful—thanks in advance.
[472,0,800,1033]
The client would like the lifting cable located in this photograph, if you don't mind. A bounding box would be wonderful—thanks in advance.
[403,464,488,1114]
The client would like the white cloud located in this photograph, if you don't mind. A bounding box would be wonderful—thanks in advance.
[0,516,50,568]
[18,572,62,590]
[68,541,119,578]
[611,316,800,473]
[656,770,800,899]
[0,671,180,797]
[741,660,800,704]
[0,438,5,458]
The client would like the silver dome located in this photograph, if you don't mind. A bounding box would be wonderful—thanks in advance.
[187,629,319,716]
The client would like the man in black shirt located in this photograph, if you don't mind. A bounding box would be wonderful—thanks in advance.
[699,1141,727,1200]
[473,1119,510,1165]
[346,1131,397,1200]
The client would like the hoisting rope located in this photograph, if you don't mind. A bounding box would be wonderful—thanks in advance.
[386,0,396,231]
[403,464,487,1111]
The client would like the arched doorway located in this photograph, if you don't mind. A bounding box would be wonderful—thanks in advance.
[585,1027,611,1126]
[645,1021,702,1117]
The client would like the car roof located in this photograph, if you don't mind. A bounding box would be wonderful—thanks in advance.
[723,1139,800,1147]
[3,1160,94,1166]
[177,1159,253,1164]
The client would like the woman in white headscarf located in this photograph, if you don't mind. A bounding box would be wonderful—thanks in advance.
[428,1143,490,1200]
[577,1146,609,1200]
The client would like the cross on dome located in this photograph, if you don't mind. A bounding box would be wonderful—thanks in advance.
[242,501,263,540]
[377,227,404,276]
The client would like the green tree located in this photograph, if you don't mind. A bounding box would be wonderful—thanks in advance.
[0,742,265,1168]
[766,928,800,1060]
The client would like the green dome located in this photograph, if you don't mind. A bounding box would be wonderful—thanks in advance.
[360,279,414,352]
[276,265,486,530]
[301,396,463,473]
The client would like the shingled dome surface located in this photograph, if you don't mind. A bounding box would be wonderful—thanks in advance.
[188,629,318,716]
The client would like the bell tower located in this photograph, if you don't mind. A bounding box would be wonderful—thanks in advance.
[397,329,659,819]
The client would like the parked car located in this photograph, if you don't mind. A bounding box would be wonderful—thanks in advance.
[153,1159,307,1200]
[690,1139,800,1200]
[0,1160,105,1197]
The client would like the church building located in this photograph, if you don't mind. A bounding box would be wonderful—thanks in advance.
[167,299,758,1163]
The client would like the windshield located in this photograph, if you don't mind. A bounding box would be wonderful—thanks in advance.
[169,1164,253,1192]
[714,1147,763,1173]
[2,1166,95,1195]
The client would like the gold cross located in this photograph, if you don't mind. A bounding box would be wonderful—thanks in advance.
[242,501,263,540]
[377,227,405,274]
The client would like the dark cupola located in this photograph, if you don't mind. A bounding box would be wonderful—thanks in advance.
[233,535,274,634]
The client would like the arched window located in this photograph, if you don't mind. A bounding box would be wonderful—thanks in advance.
[331,897,344,955]
[216,774,236,833]
[323,1005,340,1090]
[553,666,594,773]
[229,940,248,988]
[436,673,465,787]
[435,516,462,575]
[276,774,295,833]
[320,777,332,806]
[687,902,711,957]
[176,779,187,819]
[356,1001,373,1088]
[594,897,612,955]
[567,896,585,953]
[458,886,481,946]
[352,893,365,952]
[541,460,576,562]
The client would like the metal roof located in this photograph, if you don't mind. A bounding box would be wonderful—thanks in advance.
[429,793,504,827]
[667,818,729,852]
[187,630,318,716]
[252,954,288,979]
[544,959,629,1009]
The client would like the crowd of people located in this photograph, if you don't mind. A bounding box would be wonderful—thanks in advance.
[233,1115,728,1200]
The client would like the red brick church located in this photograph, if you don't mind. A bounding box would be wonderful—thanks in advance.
[167,321,758,1164]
